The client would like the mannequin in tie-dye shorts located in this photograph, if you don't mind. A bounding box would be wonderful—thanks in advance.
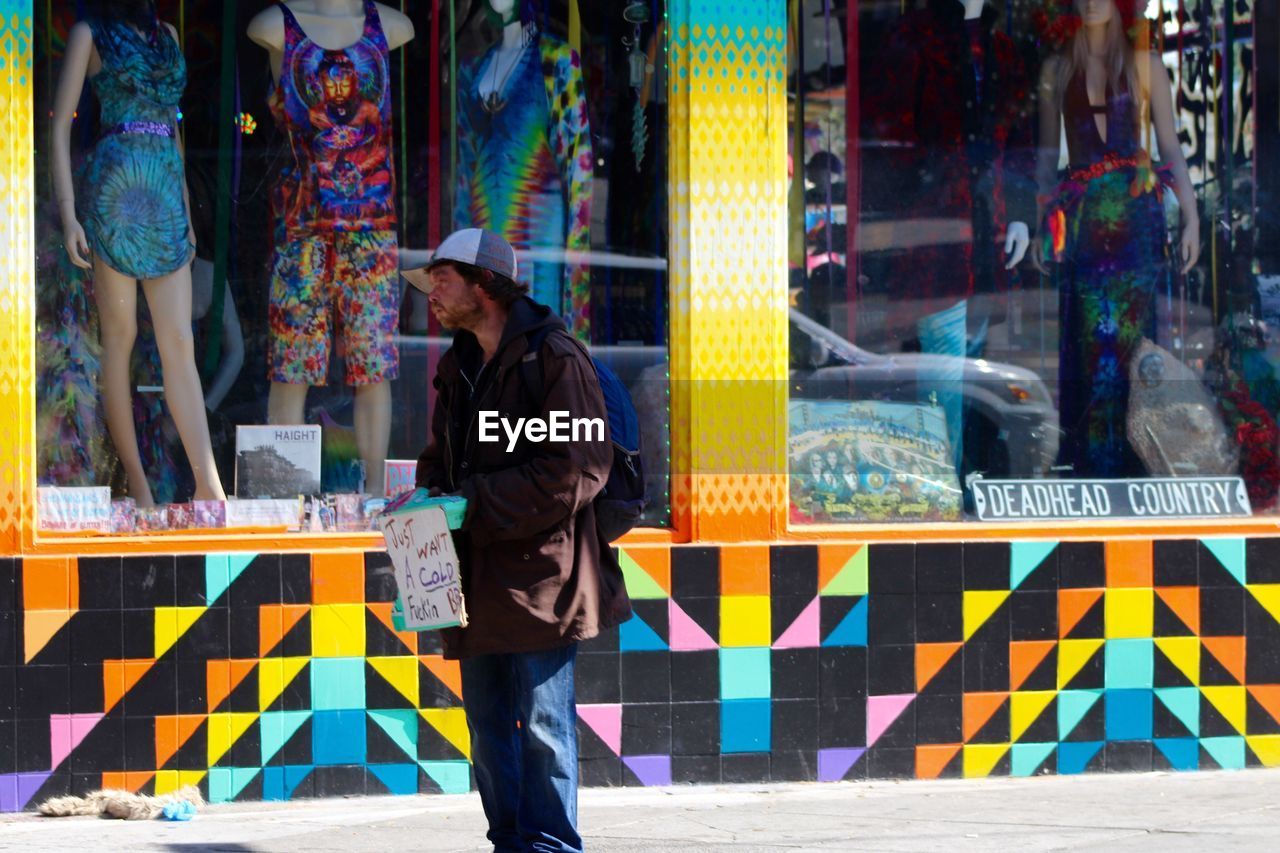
[455,1,593,340]
[248,0,414,498]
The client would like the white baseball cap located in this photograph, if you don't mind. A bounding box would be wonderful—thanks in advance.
[402,228,519,293]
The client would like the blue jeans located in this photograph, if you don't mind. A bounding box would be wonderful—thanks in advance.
[460,644,581,853]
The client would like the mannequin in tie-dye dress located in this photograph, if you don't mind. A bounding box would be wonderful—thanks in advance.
[455,19,593,339]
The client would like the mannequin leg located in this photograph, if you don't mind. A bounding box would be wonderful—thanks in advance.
[354,381,391,497]
[93,259,152,507]
[140,268,227,501]
[267,382,310,425]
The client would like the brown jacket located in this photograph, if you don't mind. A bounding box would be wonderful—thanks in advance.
[415,297,632,659]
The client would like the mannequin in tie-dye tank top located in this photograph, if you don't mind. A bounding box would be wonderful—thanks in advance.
[455,0,594,340]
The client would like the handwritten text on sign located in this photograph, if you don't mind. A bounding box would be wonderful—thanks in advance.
[378,506,467,630]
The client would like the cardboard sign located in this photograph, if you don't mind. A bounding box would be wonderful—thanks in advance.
[38,487,112,532]
[378,505,467,631]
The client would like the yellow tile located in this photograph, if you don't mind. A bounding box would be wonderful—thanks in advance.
[311,604,366,657]
[1105,588,1153,639]
[720,596,771,648]
[154,770,180,796]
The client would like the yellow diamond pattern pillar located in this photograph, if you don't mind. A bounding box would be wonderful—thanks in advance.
[669,2,789,540]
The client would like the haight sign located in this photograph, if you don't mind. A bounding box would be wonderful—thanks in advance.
[972,477,1252,522]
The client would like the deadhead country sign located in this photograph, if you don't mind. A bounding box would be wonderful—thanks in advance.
[971,477,1252,522]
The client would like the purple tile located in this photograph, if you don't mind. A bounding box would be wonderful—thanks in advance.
[621,755,671,787]
[817,747,865,782]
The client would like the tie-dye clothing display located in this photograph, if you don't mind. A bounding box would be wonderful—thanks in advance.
[268,0,397,235]
[267,0,400,386]
[268,228,400,386]
[79,19,192,280]
[455,34,593,339]
[1047,72,1170,478]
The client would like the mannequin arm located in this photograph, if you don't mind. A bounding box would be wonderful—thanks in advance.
[1146,53,1200,274]
[1031,58,1063,272]
[52,22,96,269]
[204,282,244,411]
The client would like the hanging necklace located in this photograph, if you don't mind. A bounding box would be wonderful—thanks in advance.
[480,24,535,114]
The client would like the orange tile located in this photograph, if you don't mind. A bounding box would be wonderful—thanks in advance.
[719,545,770,596]
[23,556,74,610]
[1105,540,1152,588]
[311,552,365,604]
[916,744,962,779]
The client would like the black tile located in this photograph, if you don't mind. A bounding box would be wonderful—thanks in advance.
[1018,696,1058,743]
[915,543,962,592]
[78,557,123,611]
[1058,542,1105,588]
[671,547,719,598]
[35,773,72,804]
[631,600,669,644]
[16,717,52,772]
[1010,591,1057,641]
[0,611,15,668]
[770,546,818,598]
[176,609,229,661]
[1248,692,1280,736]
[366,716,411,764]
[18,665,69,716]
[1061,593,1104,640]
[229,555,282,610]
[175,555,209,606]
[577,718,616,761]
[124,661,177,718]
[69,663,102,714]
[1245,608,1280,683]
[914,694,961,744]
[869,594,915,646]
[0,558,14,612]
[579,756,623,787]
[70,610,123,662]
[671,701,719,755]
[866,747,915,779]
[1015,545,1058,590]
[670,651,718,702]
[0,719,14,773]
[1201,587,1244,636]
[70,715,123,774]
[1104,741,1152,773]
[967,597,1010,645]
[122,555,176,609]
[1153,540,1198,587]
[230,607,263,660]
[818,647,867,699]
[671,754,719,784]
[621,703,671,755]
[175,660,209,714]
[1154,593,1196,637]
[771,596,812,646]
[916,594,963,643]
[963,543,1010,590]
[772,648,818,700]
[122,610,155,659]
[674,598,719,645]
[1060,696,1105,741]
[280,554,312,604]
[819,596,861,642]
[580,624,619,654]
[964,644,1009,693]
[1061,648,1104,691]
[771,700,819,751]
[311,766,366,798]
[875,701,916,749]
[123,716,154,768]
[1247,538,1280,584]
[868,544,914,593]
[868,645,914,695]
[769,750,817,782]
[1153,694,1197,738]
[918,641,963,694]
[21,611,68,666]
[1198,541,1242,588]
[721,752,771,783]
[819,695,866,748]
[576,652,621,704]
[1013,644,1057,692]
[275,717,311,766]
[0,665,13,718]
[364,551,397,602]
[620,652,670,703]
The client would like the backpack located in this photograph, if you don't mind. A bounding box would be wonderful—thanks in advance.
[520,326,647,541]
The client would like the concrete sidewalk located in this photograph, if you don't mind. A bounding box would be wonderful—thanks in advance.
[2,769,1279,852]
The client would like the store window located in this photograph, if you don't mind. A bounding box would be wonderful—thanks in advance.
[788,0,1275,524]
[34,0,670,534]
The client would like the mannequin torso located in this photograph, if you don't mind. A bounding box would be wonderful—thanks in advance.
[248,0,413,80]
[477,21,536,102]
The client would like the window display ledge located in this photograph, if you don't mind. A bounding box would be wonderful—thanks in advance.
[786,518,1280,544]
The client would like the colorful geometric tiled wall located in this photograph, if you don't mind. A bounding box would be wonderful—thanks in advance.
[4,538,1280,810]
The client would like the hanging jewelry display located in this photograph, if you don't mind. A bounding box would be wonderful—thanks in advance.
[623,1,652,171]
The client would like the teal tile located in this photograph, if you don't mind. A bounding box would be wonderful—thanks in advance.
[310,657,366,710]
[1105,639,1153,689]
[720,647,771,700]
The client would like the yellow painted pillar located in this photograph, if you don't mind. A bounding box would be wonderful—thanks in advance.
[0,4,35,554]
[668,2,789,541]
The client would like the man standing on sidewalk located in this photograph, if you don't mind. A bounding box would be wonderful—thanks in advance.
[403,228,632,853]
